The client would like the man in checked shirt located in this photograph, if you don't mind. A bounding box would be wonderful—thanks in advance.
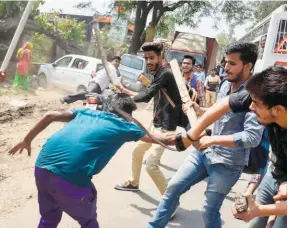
[182,55,206,108]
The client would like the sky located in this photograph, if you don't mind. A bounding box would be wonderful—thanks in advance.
[39,0,252,40]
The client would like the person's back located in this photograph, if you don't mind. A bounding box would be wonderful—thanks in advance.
[151,67,182,130]
[205,74,220,92]
[205,70,220,107]
[36,109,144,187]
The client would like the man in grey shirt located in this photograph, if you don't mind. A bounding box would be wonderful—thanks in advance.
[148,43,264,228]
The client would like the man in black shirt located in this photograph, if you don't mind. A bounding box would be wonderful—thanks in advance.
[182,66,287,227]
[114,42,182,195]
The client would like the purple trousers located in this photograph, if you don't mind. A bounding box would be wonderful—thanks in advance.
[35,167,99,228]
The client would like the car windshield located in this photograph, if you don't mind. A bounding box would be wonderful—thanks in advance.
[166,51,203,65]
[121,55,144,70]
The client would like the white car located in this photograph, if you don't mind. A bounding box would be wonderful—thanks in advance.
[37,55,104,93]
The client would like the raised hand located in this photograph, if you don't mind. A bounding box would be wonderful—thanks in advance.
[8,140,31,156]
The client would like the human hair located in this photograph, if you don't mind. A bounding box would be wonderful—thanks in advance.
[107,93,137,115]
[225,42,258,71]
[141,42,163,56]
[246,66,287,109]
[183,55,196,65]
[112,56,121,61]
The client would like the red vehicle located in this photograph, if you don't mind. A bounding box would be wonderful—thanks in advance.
[164,32,219,73]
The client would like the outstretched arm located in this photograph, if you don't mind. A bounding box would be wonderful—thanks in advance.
[187,96,231,140]
[140,132,178,145]
[8,111,74,156]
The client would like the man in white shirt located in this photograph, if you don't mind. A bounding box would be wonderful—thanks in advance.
[60,56,121,104]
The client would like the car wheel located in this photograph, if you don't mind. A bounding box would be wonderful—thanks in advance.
[38,73,47,88]
[77,85,87,92]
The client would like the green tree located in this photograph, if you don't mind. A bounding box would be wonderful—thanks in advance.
[113,0,255,54]
[250,1,286,25]
[0,0,86,59]
[35,10,86,45]
[76,0,287,54]
[156,14,175,39]
[216,31,230,62]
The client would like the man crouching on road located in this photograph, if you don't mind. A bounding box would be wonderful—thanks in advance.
[8,93,175,228]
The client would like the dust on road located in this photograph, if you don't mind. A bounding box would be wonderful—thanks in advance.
[0,88,77,219]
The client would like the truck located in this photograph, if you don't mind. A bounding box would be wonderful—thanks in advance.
[164,32,219,73]
[237,4,287,73]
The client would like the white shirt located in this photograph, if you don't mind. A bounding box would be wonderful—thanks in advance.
[90,62,118,92]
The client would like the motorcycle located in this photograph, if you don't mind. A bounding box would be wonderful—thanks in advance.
[84,89,114,111]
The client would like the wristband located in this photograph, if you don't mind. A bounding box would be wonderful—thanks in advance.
[176,133,186,151]
[186,132,195,142]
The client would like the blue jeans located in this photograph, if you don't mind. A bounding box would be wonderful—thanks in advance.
[249,168,287,228]
[147,151,242,228]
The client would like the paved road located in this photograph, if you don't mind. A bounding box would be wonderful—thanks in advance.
[0,105,250,228]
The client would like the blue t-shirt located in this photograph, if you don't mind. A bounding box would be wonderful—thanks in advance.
[35,109,145,187]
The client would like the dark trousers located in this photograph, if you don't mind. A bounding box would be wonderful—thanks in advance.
[35,167,99,228]
[63,82,101,104]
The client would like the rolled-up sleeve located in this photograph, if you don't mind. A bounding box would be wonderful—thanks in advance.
[233,112,264,148]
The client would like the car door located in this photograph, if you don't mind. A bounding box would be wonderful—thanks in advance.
[63,58,90,92]
[119,55,143,83]
[50,56,73,89]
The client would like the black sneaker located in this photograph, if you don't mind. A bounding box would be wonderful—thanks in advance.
[114,181,139,192]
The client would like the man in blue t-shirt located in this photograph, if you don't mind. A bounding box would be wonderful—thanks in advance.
[8,94,169,228]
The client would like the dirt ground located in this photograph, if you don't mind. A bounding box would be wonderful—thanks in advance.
[0,87,150,222]
[0,87,78,220]
[0,87,250,228]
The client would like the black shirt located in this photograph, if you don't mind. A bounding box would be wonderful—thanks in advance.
[229,91,287,183]
[133,67,182,131]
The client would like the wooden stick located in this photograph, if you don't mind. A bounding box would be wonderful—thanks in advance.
[91,16,120,87]
[169,59,197,125]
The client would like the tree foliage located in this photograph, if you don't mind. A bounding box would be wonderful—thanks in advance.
[245,0,287,31]
[27,32,54,63]
[110,0,256,53]
[155,14,175,39]
[35,10,86,45]
[216,30,236,62]
[0,0,86,59]
[250,1,286,24]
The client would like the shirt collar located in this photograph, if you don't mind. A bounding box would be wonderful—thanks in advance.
[227,80,248,95]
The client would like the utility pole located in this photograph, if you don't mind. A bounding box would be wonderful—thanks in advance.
[0,1,35,74]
